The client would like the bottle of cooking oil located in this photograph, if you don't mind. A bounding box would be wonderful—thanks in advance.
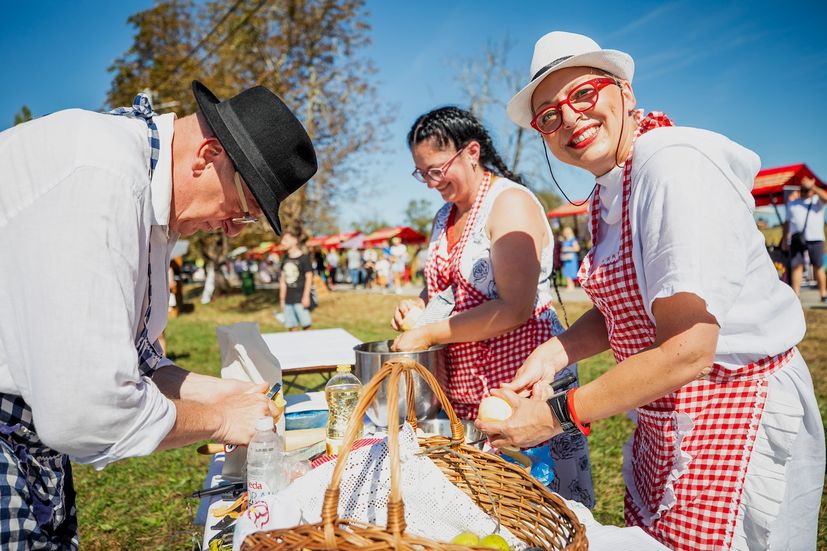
[325,364,362,455]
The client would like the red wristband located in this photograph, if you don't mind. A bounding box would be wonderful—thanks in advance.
[566,388,591,436]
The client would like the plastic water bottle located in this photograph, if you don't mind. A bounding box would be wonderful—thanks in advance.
[325,364,362,455]
[246,416,285,506]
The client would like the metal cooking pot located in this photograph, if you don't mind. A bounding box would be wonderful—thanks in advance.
[353,340,446,427]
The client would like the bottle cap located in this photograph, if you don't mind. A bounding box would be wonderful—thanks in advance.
[255,416,274,432]
[336,364,352,373]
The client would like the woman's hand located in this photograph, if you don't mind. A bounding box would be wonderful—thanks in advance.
[499,338,568,397]
[474,388,560,449]
[391,297,426,331]
[390,326,432,352]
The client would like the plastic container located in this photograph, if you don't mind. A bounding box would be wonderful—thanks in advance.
[247,416,286,506]
[325,364,362,455]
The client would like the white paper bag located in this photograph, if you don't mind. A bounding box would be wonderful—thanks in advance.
[215,322,284,480]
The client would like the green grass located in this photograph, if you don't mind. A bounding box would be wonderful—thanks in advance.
[72,287,827,549]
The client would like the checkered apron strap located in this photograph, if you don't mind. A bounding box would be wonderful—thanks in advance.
[577,112,796,550]
[109,94,164,377]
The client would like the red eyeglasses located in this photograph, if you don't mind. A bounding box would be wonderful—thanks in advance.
[530,78,618,135]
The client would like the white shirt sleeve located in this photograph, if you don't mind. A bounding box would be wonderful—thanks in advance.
[0,166,176,469]
[632,146,749,324]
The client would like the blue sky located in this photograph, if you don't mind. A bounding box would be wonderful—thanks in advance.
[2,0,826,229]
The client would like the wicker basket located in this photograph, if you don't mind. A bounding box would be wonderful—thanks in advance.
[243,358,588,550]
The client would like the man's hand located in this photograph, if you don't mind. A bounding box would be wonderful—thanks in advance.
[212,383,281,445]
[499,339,566,397]
[474,388,560,449]
[301,296,311,309]
[392,298,426,331]
[391,326,432,352]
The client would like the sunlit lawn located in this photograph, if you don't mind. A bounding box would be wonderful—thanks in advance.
[72,286,827,549]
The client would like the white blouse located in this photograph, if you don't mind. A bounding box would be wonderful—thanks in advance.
[590,126,805,369]
[429,177,564,335]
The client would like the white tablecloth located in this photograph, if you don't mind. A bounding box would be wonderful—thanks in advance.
[260,328,362,371]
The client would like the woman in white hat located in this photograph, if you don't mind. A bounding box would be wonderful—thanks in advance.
[475,31,824,550]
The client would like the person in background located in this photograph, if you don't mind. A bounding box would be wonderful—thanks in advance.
[346,246,362,288]
[0,81,316,548]
[479,31,824,550]
[783,175,827,301]
[363,247,378,289]
[559,226,580,291]
[279,229,313,331]
[312,246,329,290]
[392,105,593,506]
[375,253,391,289]
[414,245,429,285]
[325,248,339,286]
[389,236,409,293]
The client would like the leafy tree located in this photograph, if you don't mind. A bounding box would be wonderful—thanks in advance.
[403,198,434,236]
[108,0,392,290]
[13,105,33,126]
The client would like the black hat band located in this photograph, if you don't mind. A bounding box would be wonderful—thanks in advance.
[217,101,285,200]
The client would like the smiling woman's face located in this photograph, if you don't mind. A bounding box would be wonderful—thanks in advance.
[531,66,636,177]
[411,139,477,206]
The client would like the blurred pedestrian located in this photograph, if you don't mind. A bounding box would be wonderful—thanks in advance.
[784,175,827,301]
[559,226,581,291]
[279,229,313,331]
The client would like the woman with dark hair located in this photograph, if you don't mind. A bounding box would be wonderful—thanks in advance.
[390,106,594,506]
[476,31,824,550]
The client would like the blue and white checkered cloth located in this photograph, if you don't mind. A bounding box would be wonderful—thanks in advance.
[0,394,78,550]
[109,93,164,377]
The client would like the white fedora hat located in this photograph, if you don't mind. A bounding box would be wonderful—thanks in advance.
[507,31,634,129]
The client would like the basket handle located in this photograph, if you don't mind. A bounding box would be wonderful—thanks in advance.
[321,358,465,547]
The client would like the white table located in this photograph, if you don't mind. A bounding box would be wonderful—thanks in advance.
[261,328,362,392]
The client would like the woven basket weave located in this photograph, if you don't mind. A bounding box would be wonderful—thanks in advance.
[242,358,588,550]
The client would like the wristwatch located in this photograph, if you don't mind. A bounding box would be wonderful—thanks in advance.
[547,389,590,437]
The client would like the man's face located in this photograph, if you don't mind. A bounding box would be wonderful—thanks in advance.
[280,232,298,249]
[801,176,816,195]
[171,137,264,237]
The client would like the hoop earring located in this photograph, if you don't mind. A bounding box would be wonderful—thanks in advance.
[471,162,477,171]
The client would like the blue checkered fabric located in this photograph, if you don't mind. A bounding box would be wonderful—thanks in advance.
[109,94,164,377]
[0,394,78,550]
[108,93,160,178]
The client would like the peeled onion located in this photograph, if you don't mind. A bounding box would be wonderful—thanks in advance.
[477,396,513,422]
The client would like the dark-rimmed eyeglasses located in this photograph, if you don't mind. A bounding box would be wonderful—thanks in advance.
[530,78,618,135]
[232,172,259,224]
[412,145,466,183]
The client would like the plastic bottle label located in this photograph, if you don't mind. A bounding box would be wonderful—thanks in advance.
[247,479,272,506]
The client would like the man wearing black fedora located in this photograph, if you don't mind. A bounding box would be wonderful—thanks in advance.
[0,80,316,548]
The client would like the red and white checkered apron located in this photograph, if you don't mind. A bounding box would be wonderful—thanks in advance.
[577,112,794,550]
[425,172,555,420]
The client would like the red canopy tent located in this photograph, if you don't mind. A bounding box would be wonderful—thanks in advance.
[751,163,824,207]
[363,226,427,247]
[305,234,329,247]
[322,231,361,250]
[547,202,589,219]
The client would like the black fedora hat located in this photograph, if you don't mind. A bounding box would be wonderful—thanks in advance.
[191,80,317,235]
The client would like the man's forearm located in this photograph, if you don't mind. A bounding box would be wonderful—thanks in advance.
[555,306,611,365]
[152,365,223,403]
[156,399,221,451]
